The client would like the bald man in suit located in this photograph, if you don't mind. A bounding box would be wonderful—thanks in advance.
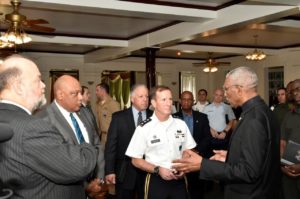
[38,75,105,198]
[0,55,98,198]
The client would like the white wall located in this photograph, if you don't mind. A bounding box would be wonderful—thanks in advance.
[23,51,300,110]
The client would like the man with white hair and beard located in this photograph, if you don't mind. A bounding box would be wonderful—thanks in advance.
[0,55,98,199]
[173,66,281,199]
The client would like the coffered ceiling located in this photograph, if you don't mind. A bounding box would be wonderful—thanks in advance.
[0,0,300,63]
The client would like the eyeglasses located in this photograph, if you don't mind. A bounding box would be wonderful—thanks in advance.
[223,85,242,92]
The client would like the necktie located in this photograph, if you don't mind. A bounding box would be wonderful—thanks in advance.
[137,111,143,126]
[70,113,85,144]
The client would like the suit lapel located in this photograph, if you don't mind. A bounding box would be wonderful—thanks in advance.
[77,109,92,143]
[127,108,136,136]
[49,103,78,144]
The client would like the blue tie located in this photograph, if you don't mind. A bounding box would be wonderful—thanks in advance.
[70,113,85,144]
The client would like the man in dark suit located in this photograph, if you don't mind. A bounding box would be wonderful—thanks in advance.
[105,84,152,199]
[81,85,99,135]
[173,91,211,199]
[38,75,105,198]
[0,55,98,198]
[173,66,281,199]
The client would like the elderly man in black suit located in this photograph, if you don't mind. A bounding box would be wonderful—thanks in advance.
[38,75,105,198]
[105,84,152,199]
[0,55,98,198]
[173,66,281,199]
[173,91,211,199]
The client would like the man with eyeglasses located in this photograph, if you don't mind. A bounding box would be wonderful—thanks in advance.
[173,66,281,199]
[281,79,300,199]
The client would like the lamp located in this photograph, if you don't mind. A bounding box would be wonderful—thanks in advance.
[0,22,32,46]
[245,35,266,61]
[203,66,218,73]
[0,40,14,48]
[203,57,218,73]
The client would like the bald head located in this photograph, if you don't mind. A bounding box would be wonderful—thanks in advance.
[213,88,224,104]
[0,55,46,113]
[54,75,82,112]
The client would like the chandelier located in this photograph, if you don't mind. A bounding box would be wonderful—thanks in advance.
[0,40,14,48]
[0,22,32,46]
[245,35,266,61]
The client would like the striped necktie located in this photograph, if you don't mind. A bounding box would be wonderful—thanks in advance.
[70,113,85,144]
[137,111,143,126]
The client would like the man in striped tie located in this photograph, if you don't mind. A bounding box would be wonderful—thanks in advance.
[38,75,105,198]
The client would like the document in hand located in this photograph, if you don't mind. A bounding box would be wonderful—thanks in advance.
[281,140,300,165]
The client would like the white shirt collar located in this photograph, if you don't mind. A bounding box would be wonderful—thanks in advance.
[0,99,32,115]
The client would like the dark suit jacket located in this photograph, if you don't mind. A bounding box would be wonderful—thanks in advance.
[0,122,13,142]
[105,107,152,189]
[0,103,97,199]
[38,102,105,179]
[173,110,211,158]
[199,96,281,199]
[81,104,99,135]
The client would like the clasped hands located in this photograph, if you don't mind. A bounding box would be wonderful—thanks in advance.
[86,178,108,199]
[172,149,227,173]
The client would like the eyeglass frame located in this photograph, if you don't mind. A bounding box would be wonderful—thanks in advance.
[223,85,243,93]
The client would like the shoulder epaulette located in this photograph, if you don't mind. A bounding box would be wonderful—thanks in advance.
[139,118,152,127]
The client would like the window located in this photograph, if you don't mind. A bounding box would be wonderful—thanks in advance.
[267,66,284,106]
[180,71,196,98]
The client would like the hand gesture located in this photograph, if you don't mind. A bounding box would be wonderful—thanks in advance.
[209,150,227,162]
[172,149,202,173]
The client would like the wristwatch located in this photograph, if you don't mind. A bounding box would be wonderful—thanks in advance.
[153,166,160,175]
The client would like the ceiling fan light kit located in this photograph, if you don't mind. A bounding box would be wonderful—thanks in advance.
[203,66,218,73]
[0,24,32,45]
[0,0,54,48]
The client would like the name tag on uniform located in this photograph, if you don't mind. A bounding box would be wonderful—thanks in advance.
[151,139,161,144]
[151,135,160,144]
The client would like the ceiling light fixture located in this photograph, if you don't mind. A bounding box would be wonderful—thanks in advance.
[0,0,32,47]
[245,35,266,61]
[203,66,218,73]
[0,40,14,48]
[0,22,32,46]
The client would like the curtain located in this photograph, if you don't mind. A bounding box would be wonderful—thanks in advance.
[102,71,132,109]
[180,71,196,98]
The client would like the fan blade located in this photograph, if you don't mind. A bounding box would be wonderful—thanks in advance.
[217,62,231,65]
[26,19,49,25]
[192,63,205,67]
[27,24,55,33]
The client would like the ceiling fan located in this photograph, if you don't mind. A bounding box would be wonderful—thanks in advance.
[193,52,230,72]
[3,0,55,33]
